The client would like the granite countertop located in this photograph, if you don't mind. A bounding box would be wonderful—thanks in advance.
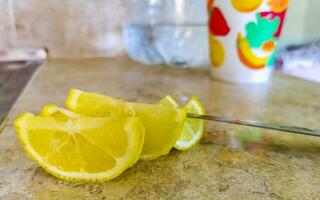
[1,57,320,199]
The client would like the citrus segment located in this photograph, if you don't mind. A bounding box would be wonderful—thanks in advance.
[175,97,205,150]
[40,104,144,167]
[14,113,144,182]
[66,89,186,160]
[131,103,186,160]
[66,89,135,117]
[159,96,205,150]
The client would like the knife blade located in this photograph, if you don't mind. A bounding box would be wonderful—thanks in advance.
[187,113,320,137]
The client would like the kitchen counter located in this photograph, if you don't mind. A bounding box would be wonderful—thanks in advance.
[1,57,320,199]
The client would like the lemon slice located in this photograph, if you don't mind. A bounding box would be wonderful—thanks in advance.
[14,113,144,182]
[66,89,186,160]
[130,103,186,160]
[66,89,135,117]
[159,96,205,150]
[40,104,144,167]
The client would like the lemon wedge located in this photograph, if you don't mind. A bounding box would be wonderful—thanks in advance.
[40,104,144,167]
[159,96,205,150]
[40,104,80,119]
[14,113,144,182]
[66,89,135,117]
[66,89,186,160]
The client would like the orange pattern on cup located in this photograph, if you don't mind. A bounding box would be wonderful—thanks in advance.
[231,0,263,13]
[268,0,288,13]
[237,34,268,70]
[262,40,276,52]
[207,0,215,11]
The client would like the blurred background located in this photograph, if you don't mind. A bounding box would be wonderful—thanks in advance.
[0,0,320,82]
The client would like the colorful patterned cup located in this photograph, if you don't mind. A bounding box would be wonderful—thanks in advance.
[208,0,289,83]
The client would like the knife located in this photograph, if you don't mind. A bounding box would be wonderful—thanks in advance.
[187,113,320,137]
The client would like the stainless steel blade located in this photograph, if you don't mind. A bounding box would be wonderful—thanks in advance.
[187,113,320,137]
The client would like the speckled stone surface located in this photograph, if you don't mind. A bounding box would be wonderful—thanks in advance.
[1,57,320,200]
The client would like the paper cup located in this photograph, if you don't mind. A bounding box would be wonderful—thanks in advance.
[208,0,289,83]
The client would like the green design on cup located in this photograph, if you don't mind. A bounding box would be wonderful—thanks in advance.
[267,51,276,67]
[245,14,279,48]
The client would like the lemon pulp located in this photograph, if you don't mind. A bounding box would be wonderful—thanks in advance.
[66,89,186,160]
[159,96,205,150]
[15,113,144,182]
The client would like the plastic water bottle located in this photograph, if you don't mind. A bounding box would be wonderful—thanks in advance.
[122,0,209,68]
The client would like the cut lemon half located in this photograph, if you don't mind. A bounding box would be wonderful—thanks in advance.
[14,113,144,182]
[66,89,186,160]
[159,96,205,150]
